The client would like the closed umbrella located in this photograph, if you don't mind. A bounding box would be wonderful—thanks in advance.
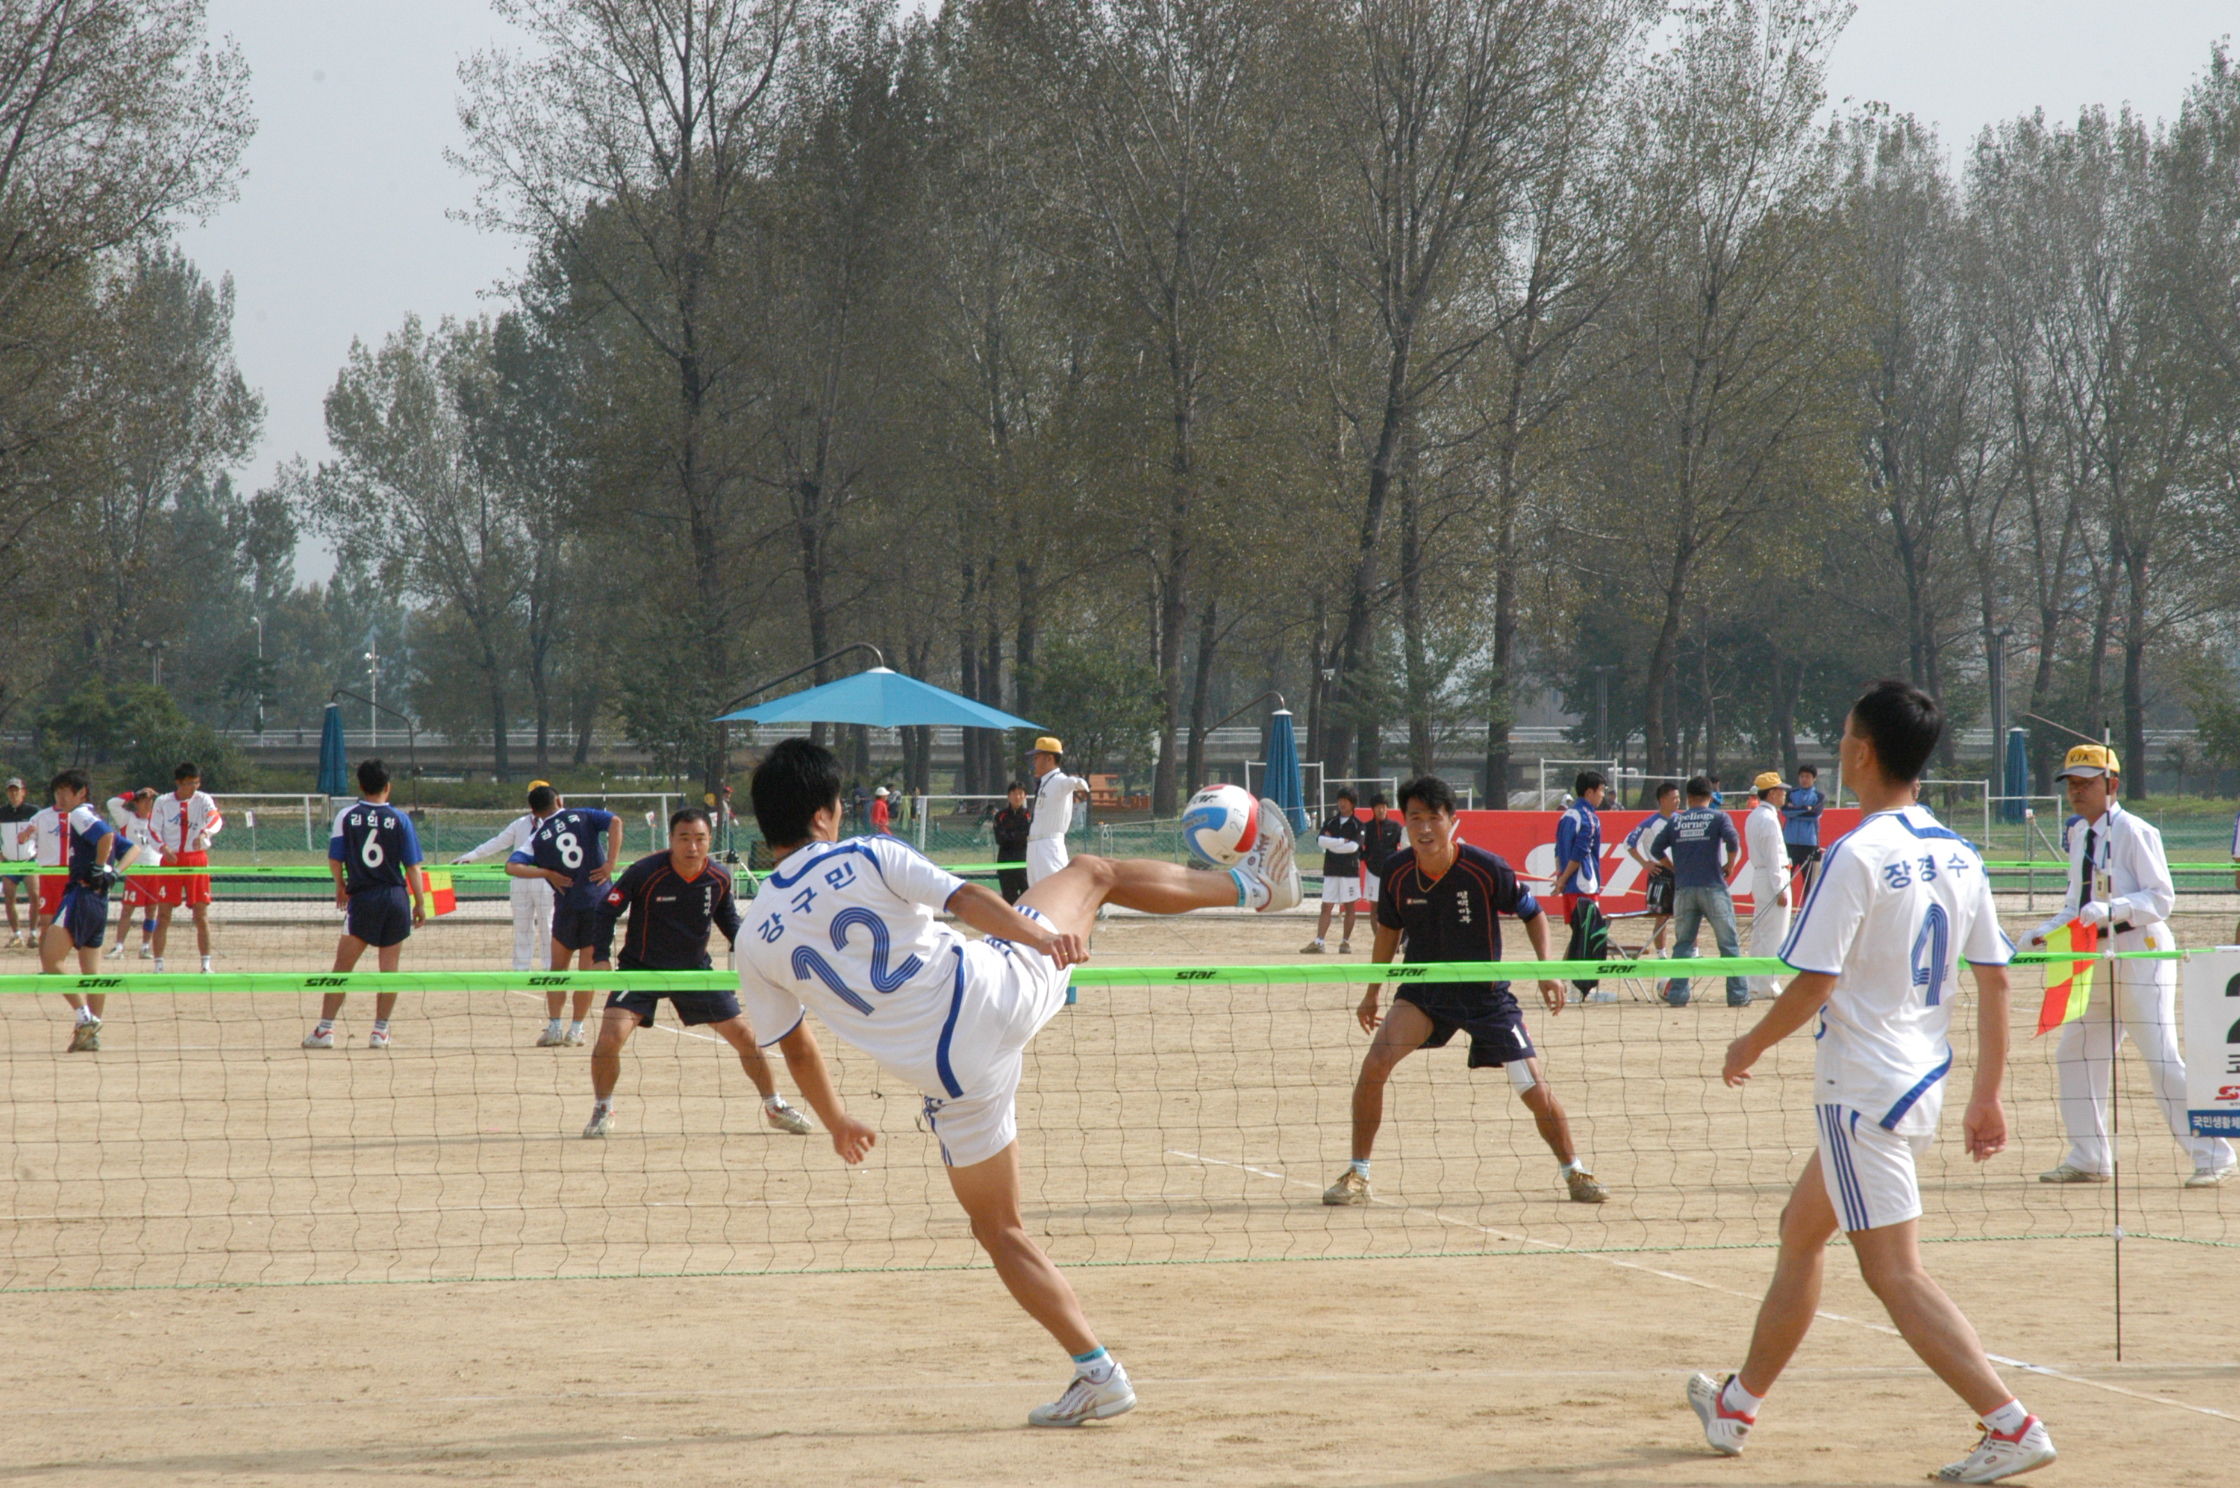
[315,702,349,799]
[1262,709,1309,834]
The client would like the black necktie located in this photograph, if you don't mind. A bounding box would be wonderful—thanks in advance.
[2079,824,2097,904]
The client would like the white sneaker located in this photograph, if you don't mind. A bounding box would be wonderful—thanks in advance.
[1337,938,1352,954]
[367,1028,392,1051]
[2185,1163,2235,1189]
[139,944,154,960]
[2037,1163,2109,1184]
[104,942,124,959]
[1235,798,1300,913]
[1933,1417,2056,1482]
[1584,989,1619,1004]
[563,1024,587,1047]
[765,1101,814,1136]
[535,1026,566,1047]
[1685,1371,1752,1456]
[583,1107,614,1139]
[301,1028,336,1050]
[67,1020,102,1053]
[1027,1364,1135,1427]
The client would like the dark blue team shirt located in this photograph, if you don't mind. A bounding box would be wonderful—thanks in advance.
[509,807,618,912]
[1650,806,1738,890]
[65,808,118,889]
[329,799,423,893]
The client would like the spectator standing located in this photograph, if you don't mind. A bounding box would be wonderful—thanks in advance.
[1743,773,1792,1001]
[1302,788,1365,953]
[149,763,224,974]
[1360,794,1403,907]
[1025,736,1090,887]
[1551,770,1606,922]
[872,786,892,834]
[991,782,1033,904]
[105,788,161,960]
[1624,782,1682,956]
[0,776,37,946]
[1651,776,1748,1007]
[1781,764,1825,897]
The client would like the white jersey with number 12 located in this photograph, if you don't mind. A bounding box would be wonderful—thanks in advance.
[1779,804,2012,1135]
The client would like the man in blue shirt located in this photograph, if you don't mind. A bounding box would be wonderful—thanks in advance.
[1781,764,1825,895]
[1650,775,1747,1007]
[1550,770,1606,922]
[307,758,428,1050]
[507,786,623,1047]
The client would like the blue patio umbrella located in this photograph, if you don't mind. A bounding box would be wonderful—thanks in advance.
[315,702,349,798]
[1262,709,1309,834]
[714,667,1040,730]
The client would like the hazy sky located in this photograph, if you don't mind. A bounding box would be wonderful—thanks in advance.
[175,0,2234,582]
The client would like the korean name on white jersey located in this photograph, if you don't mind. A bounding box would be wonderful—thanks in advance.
[1779,805,2012,1135]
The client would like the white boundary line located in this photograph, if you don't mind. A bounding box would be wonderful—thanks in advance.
[1168,1149,2239,1425]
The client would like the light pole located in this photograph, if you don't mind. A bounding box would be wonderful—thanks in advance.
[250,616,265,737]
[364,641,382,749]
[142,638,168,688]
[1585,664,1616,762]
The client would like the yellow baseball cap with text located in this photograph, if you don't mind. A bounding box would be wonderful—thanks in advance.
[2055,744,2120,780]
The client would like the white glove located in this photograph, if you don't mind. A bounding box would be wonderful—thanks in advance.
[2024,916,2062,948]
[2076,900,2111,928]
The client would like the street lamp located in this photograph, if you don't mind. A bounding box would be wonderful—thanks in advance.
[250,616,265,737]
[364,641,383,749]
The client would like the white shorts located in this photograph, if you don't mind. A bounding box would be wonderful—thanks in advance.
[1320,871,1362,905]
[1816,1104,1932,1233]
[1360,871,1381,906]
[1025,837,1069,886]
[920,909,1073,1167]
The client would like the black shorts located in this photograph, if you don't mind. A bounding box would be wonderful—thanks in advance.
[345,886,413,948]
[1785,843,1821,868]
[607,989,741,1028]
[56,887,108,948]
[552,904,600,951]
[1645,872,1675,916]
[1396,984,1536,1069]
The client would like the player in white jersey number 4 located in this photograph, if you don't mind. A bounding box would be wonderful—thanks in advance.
[1686,680,2056,1483]
[737,739,1299,1428]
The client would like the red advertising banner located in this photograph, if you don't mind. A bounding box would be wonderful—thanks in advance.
[1330,808,1862,912]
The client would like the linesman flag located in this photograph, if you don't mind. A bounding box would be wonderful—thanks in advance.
[421,870,458,918]
[2035,919,2098,1035]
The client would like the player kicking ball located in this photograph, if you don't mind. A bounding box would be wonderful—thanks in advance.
[1322,774,1607,1208]
[1687,679,2055,1483]
[736,739,1300,1427]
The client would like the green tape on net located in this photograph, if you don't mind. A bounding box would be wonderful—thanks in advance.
[0,948,2182,997]
[0,861,1019,878]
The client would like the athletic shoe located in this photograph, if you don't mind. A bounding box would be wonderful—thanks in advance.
[2038,1163,2110,1184]
[367,1028,392,1051]
[5,933,21,948]
[2185,1163,2236,1189]
[301,1028,336,1050]
[1322,1169,1371,1206]
[1685,1371,1752,1456]
[138,944,154,960]
[765,1101,814,1136]
[535,1027,566,1047]
[1338,938,1352,954]
[1027,1364,1136,1427]
[1565,1168,1609,1204]
[1299,940,1324,954]
[583,1108,613,1139]
[1583,989,1619,1005]
[563,1025,587,1047]
[1236,798,1300,913]
[103,941,124,959]
[67,1022,102,1053]
[1933,1417,2056,1482]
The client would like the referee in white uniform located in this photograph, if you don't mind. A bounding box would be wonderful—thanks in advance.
[2026,745,2234,1187]
[1742,773,1792,1000]
[1025,736,1089,887]
[453,781,559,972]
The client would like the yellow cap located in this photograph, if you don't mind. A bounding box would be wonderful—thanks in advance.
[1752,771,1785,792]
[2055,744,2120,780]
[527,779,551,791]
[1032,736,1064,756]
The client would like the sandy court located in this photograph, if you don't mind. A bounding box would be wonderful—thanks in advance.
[1,895,2234,1483]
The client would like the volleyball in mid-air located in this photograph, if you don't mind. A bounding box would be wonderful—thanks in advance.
[1181,784,1260,866]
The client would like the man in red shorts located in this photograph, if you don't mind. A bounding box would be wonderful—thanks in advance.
[150,762,224,973]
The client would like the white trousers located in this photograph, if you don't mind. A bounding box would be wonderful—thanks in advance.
[1746,890,1789,998]
[509,878,551,972]
[2053,951,2233,1174]
[1025,837,1069,887]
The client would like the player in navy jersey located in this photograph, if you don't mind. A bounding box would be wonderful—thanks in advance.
[580,807,814,1138]
[1322,774,1608,1207]
[505,786,622,1047]
[41,770,140,1050]
[305,759,428,1050]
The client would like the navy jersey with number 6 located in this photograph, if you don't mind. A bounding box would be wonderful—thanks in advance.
[329,800,423,892]
[1376,844,1541,999]
[509,807,617,911]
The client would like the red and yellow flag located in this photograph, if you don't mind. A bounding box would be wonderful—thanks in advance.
[421,870,457,917]
[2035,919,2097,1035]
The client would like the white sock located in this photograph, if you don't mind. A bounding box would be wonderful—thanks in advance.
[1982,1399,2029,1435]
[152,957,165,973]
[546,1018,564,1036]
[314,1019,334,1035]
[592,1097,613,1114]
[763,1094,789,1111]
[1072,1346,1117,1384]
[1348,1158,1370,1178]
[567,1020,584,1035]
[372,1019,390,1035]
[1311,937,1324,947]
[76,1007,97,1025]
[1561,1160,1586,1176]
[200,956,211,972]
[1722,1376,1763,1416]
